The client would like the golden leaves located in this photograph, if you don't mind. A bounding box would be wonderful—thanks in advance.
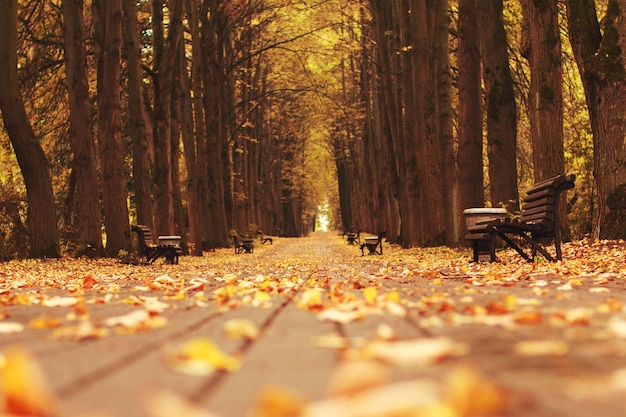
[163,338,241,376]
[0,347,57,416]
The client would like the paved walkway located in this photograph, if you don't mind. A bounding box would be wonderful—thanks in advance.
[1,232,626,416]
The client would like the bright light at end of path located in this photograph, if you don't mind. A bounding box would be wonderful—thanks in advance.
[316,200,331,232]
[318,213,329,232]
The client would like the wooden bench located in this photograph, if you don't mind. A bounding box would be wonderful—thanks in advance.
[465,174,576,262]
[360,230,386,256]
[131,224,182,264]
[232,234,254,254]
[346,230,361,245]
[257,230,273,245]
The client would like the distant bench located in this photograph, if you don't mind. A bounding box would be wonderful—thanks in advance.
[346,230,360,245]
[232,234,254,254]
[131,224,182,264]
[257,230,273,245]
[465,174,575,262]
[360,230,386,256]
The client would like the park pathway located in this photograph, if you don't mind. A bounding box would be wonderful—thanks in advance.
[1,231,626,416]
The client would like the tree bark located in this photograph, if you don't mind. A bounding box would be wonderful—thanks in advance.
[122,0,153,230]
[0,0,60,258]
[566,0,626,239]
[457,0,484,242]
[520,0,565,183]
[62,0,103,254]
[151,0,183,236]
[94,0,130,256]
[477,0,519,213]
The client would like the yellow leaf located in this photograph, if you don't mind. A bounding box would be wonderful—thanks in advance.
[29,317,62,330]
[362,287,377,305]
[298,289,323,310]
[164,338,241,376]
[223,319,259,341]
[0,347,57,416]
[250,385,307,417]
[514,339,569,356]
[446,365,508,416]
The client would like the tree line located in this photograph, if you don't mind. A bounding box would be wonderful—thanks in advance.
[0,0,330,259]
[0,0,623,259]
[335,0,626,248]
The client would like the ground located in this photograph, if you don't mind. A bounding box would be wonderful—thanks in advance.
[0,232,625,417]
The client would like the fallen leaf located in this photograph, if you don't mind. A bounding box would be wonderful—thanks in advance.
[164,338,241,376]
[362,338,468,367]
[0,347,57,416]
[302,379,447,417]
[327,359,390,396]
[317,308,363,324]
[0,322,24,334]
[41,296,79,307]
[446,365,508,416]
[250,385,307,417]
[223,318,260,341]
[513,339,569,356]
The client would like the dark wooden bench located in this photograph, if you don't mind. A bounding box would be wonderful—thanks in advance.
[131,224,182,264]
[346,230,361,245]
[465,174,576,262]
[257,230,273,245]
[232,234,254,254]
[360,230,386,256]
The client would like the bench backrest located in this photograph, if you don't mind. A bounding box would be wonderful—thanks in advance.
[131,225,155,249]
[519,174,575,234]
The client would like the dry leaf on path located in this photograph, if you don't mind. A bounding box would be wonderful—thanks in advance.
[163,338,241,376]
[362,337,468,367]
[0,347,57,416]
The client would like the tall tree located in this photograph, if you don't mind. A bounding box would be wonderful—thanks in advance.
[0,0,60,258]
[410,0,453,246]
[151,0,183,236]
[520,0,565,182]
[201,0,230,247]
[94,0,131,255]
[566,0,626,239]
[122,0,153,230]
[456,0,484,241]
[62,0,103,254]
[181,0,208,255]
[476,0,519,212]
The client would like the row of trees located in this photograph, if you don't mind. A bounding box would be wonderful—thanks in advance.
[0,0,338,258]
[335,0,626,247]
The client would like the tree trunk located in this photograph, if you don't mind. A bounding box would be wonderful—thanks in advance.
[202,0,229,247]
[477,0,519,213]
[457,0,484,243]
[410,0,450,246]
[566,0,626,239]
[0,0,60,258]
[520,0,565,182]
[93,0,130,256]
[185,0,209,253]
[122,0,153,230]
[151,0,183,236]
[62,0,103,254]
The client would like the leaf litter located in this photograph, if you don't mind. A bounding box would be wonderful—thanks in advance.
[0,237,624,415]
